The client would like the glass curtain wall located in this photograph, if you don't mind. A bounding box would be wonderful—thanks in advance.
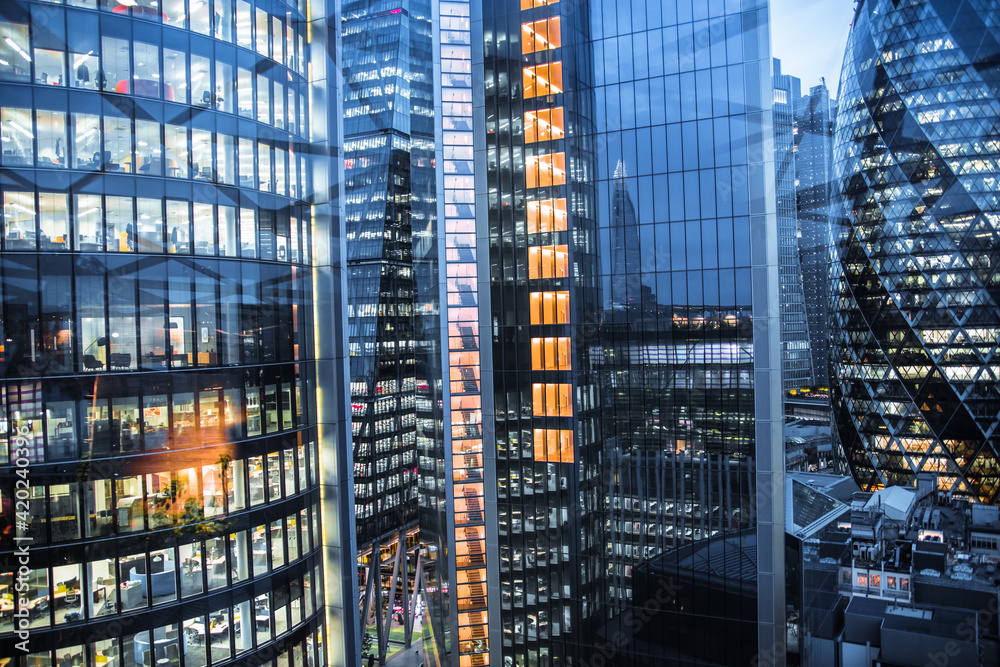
[476,0,781,665]
[0,0,328,665]
[832,0,1000,503]
[342,0,421,551]
[478,0,605,665]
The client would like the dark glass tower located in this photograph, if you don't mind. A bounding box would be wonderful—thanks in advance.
[795,81,835,386]
[342,0,421,547]
[341,1,437,662]
[0,0,357,664]
[463,1,784,665]
[773,59,814,390]
[833,0,1000,502]
[479,1,606,664]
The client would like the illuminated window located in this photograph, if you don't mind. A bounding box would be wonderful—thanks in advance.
[856,573,867,587]
[456,525,485,542]
[529,291,570,324]
[523,62,562,98]
[528,245,568,279]
[532,383,572,416]
[521,0,558,8]
[527,198,567,233]
[526,152,566,188]
[459,648,489,666]
[533,428,573,462]
[531,337,571,370]
[522,17,561,54]
[524,108,564,143]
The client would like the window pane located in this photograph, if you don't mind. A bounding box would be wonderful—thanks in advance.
[2,107,34,166]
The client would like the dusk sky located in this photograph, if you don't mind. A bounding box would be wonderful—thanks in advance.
[770,0,857,96]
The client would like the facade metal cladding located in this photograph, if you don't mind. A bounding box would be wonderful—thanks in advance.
[832,0,1000,502]
[471,1,785,666]
[0,0,359,665]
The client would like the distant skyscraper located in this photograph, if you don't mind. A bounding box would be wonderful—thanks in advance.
[608,161,651,317]
[773,59,814,390]
[832,0,1000,501]
[341,0,434,659]
[795,80,836,387]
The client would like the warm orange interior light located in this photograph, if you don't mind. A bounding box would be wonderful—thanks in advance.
[529,290,570,324]
[523,62,563,99]
[531,337,571,370]
[527,197,567,233]
[521,16,561,55]
[533,428,574,462]
[532,382,573,416]
[524,108,565,143]
[525,152,566,188]
[528,245,569,280]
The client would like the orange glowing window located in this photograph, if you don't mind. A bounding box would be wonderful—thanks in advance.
[457,584,487,609]
[450,351,480,367]
[459,651,490,666]
[456,525,486,542]
[531,337,571,371]
[458,612,485,627]
[522,16,561,54]
[526,152,566,188]
[524,108,565,143]
[523,62,562,98]
[459,624,488,642]
[533,428,574,462]
[527,198,567,233]
[455,482,484,498]
[528,245,568,279]
[529,290,570,324]
[532,382,572,416]
[455,452,483,471]
[521,0,558,8]
[452,395,482,411]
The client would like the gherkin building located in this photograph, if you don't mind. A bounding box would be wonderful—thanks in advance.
[832,0,1000,503]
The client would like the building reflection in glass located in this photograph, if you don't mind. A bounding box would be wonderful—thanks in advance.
[0,0,330,664]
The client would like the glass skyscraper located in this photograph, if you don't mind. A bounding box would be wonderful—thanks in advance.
[341,1,436,660]
[832,0,1000,502]
[0,0,358,665]
[794,80,835,387]
[773,58,813,390]
[420,1,786,666]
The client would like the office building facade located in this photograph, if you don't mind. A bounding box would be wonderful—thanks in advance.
[832,0,1000,502]
[454,1,785,665]
[0,0,358,665]
[341,0,436,659]
[794,80,835,386]
[773,59,813,390]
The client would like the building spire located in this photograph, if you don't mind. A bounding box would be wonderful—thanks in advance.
[613,159,626,180]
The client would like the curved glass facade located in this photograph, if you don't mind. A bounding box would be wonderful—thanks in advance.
[0,0,328,664]
[833,0,1000,501]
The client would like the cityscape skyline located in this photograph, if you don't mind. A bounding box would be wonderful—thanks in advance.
[0,1,998,666]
